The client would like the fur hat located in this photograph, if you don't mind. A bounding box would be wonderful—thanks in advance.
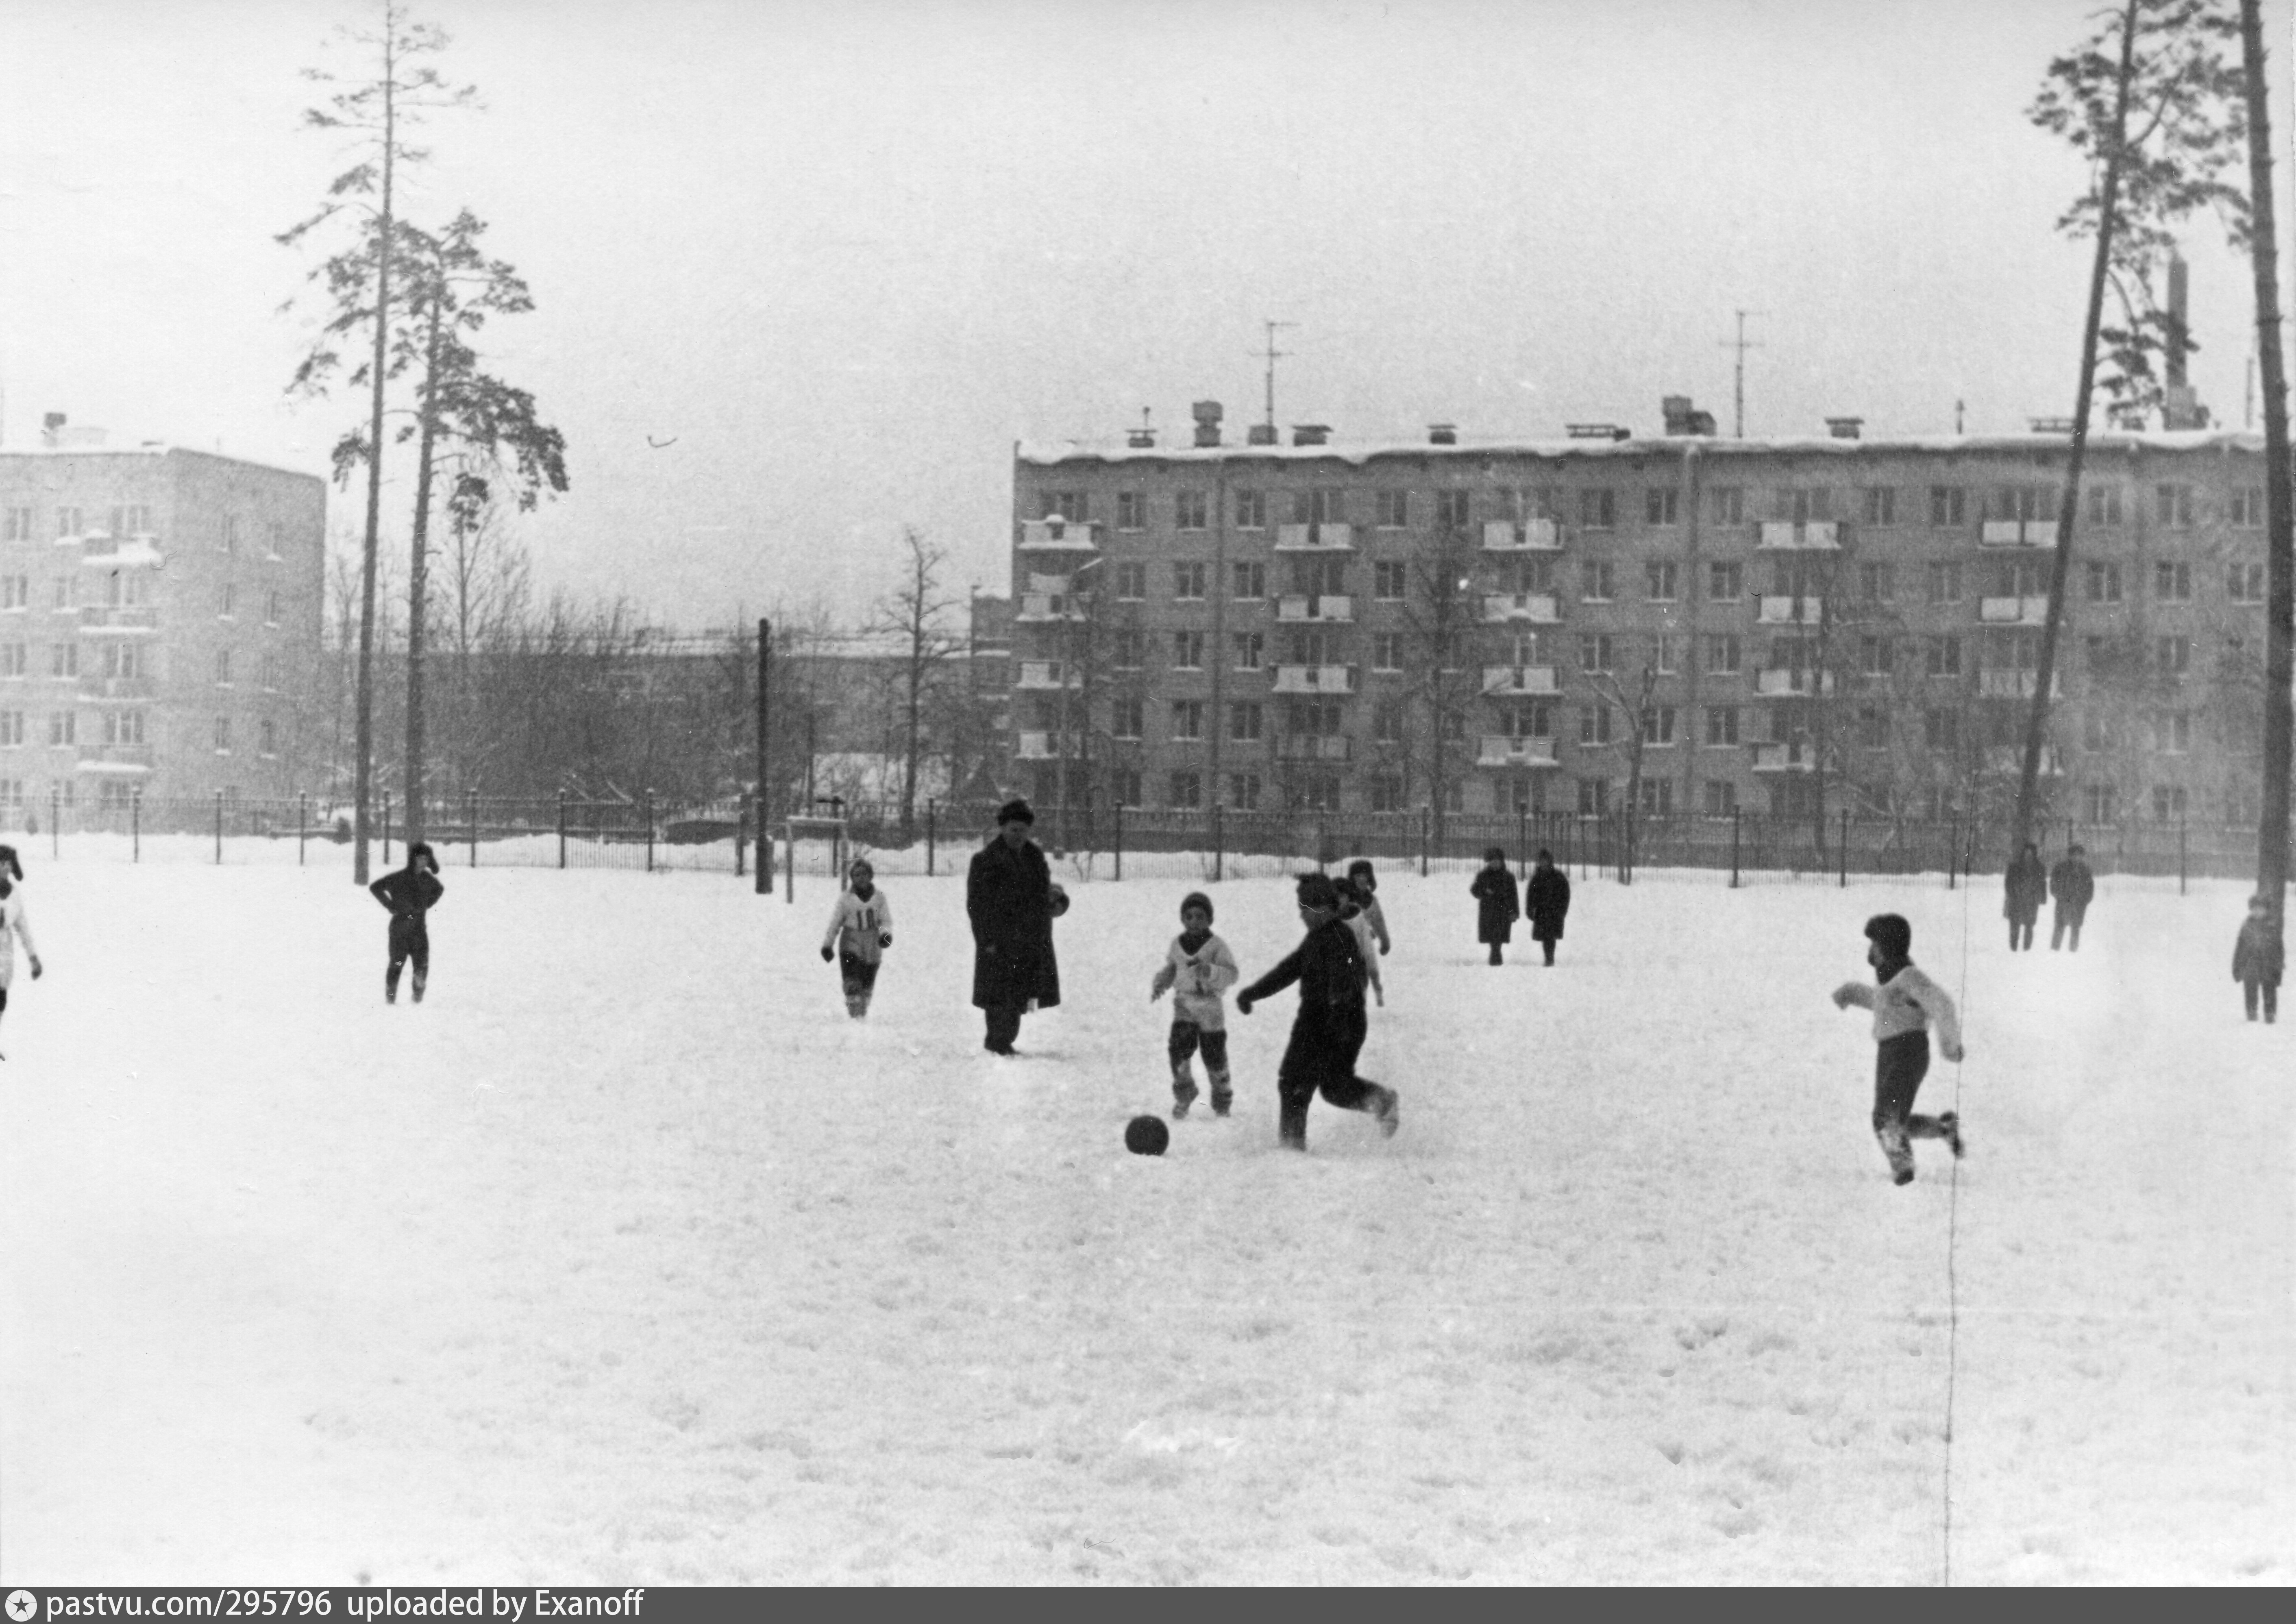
[407,840,437,868]
[996,797,1035,826]
[1483,845,1507,864]
[1180,890,1213,923]
[848,857,874,880]
[1295,873,1341,912]
[1864,913,1913,960]
[1346,858,1375,881]
[0,844,21,882]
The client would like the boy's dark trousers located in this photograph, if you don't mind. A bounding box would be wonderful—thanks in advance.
[1872,1031,1952,1180]
[2051,905,2087,951]
[839,952,881,1017]
[1276,1012,1381,1148]
[385,916,429,1002]
[2243,978,2279,1022]
[1169,1020,1232,1115]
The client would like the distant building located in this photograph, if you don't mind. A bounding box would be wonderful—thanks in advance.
[1006,398,2283,832]
[0,423,325,820]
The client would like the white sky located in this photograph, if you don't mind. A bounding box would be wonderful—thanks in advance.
[2,0,2292,630]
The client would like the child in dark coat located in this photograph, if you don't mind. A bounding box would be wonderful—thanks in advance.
[1471,846,1520,966]
[1832,912,1967,1185]
[2233,894,2282,1023]
[368,840,444,1004]
[2004,842,2047,951]
[1524,848,1571,967]
[1236,873,1400,1151]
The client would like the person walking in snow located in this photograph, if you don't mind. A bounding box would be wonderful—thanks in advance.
[2003,840,2047,952]
[1235,872,1400,1151]
[1471,846,1520,967]
[2049,843,2096,952]
[368,840,444,1004]
[2232,893,2282,1024]
[0,847,42,1056]
[1524,847,1571,967]
[967,798,1066,1055]
[1334,876,1385,1005]
[1831,912,1967,1186]
[1150,890,1240,1118]
[820,857,893,1018]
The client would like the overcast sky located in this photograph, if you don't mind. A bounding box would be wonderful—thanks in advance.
[2,0,2291,632]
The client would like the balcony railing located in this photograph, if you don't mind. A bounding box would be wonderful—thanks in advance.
[1980,520,2053,548]
[1985,745,2065,776]
[1752,667,1837,698]
[1480,518,1563,552]
[1015,593,1080,623]
[1276,593,1354,623]
[1481,664,1560,696]
[1977,595,2051,625]
[74,745,155,775]
[1476,735,1560,768]
[1017,518,1100,551]
[1014,660,1080,690]
[1977,670,2061,699]
[78,540,166,569]
[1481,592,1561,624]
[78,675,158,702]
[1754,595,1825,624]
[76,607,161,635]
[1269,664,1359,694]
[1751,741,1817,773]
[1275,734,1354,763]
[1014,731,1064,760]
[1755,520,1842,551]
[1273,522,1355,552]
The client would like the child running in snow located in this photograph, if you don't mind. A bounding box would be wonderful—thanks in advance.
[820,858,893,1018]
[0,847,42,1057]
[368,840,443,1004]
[2232,893,2282,1023]
[1236,873,1400,1150]
[1150,890,1240,1118]
[1831,912,1966,1185]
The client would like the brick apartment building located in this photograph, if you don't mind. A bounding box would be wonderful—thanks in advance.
[0,422,326,821]
[1005,399,2284,832]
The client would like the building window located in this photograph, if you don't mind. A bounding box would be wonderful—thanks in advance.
[1,508,31,542]
[1703,779,1738,815]
[1170,701,1204,741]
[1654,635,1679,675]
[2156,634,2191,675]
[0,577,26,611]
[218,582,237,618]
[2228,562,2266,603]
[2154,561,2192,602]
[1706,562,1742,602]
[1579,488,1616,530]
[1645,488,1679,526]
[1857,706,1888,749]
[1111,630,1145,670]
[2086,562,2122,602]
[2155,483,2194,529]
[1926,635,1962,677]
[1860,634,1893,677]
[1231,632,1263,670]
[1702,633,1741,675]
[1927,562,1964,604]
[1114,562,1147,601]
[1111,768,1142,809]
[1110,697,1143,740]
[1576,777,1609,814]
[1372,560,1409,601]
[1115,491,1146,531]
[0,644,21,678]
[104,709,145,746]
[49,710,76,746]
[1173,562,1207,601]
[1579,704,1612,746]
[2084,783,2117,824]
[1639,705,1677,745]
[1704,705,1739,746]
[2152,784,2187,821]
[1044,492,1089,522]
[1862,486,1897,526]
[1435,490,1471,530]
[1175,490,1209,531]
[2153,711,2191,753]
[1369,775,1404,812]
[1373,700,1405,744]
[1168,771,1202,809]
[222,514,242,553]
[1779,488,1832,523]
[1171,630,1205,669]
[49,643,78,679]
[1225,773,1260,810]
[105,504,152,537]
[1227,701,1262,742]
[1370,633,1403,671]
[1294,488,1347,525]
[1375,490,1410,529]
[1928,486,1967,527]
[2229,485,2265,528]
[1579,559,1614,602]
[1710,487,1744,525]
[0,712,20,747]
[2083,710,2113,749]
[1857,562,1895,601]
[107,572,152,609]
[2087,485,2124,526]
[1924,708,1959,750]
[1644,561,1678,601]
[1235,490,1267,529]
[55,507,84,540]
[1578,633,1615,673]
[1231,561,1265,600]
[50,577,75,611]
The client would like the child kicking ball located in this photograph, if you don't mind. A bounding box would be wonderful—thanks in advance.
[1831,912,1966,1185]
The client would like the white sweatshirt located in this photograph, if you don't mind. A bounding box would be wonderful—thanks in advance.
[0,890,36,990]
[1835,962,1963,1059]
[822,887,893,965]
[1151,931,1240,1031]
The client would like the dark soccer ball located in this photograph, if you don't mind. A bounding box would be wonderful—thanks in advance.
[1049,884,1071,918]
[1124,1114,1170,1156]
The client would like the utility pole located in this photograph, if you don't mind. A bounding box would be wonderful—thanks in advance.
[1718,310,1765,439]
[1258,319,1296,436]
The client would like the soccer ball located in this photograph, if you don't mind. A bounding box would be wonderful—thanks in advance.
[1049,884,1071,918]
[1124,1114,1170,1156]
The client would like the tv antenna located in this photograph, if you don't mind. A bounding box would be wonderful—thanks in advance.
[1256,319,1297,433]
[1718,310,1766,438]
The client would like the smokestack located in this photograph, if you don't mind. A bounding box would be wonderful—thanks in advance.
[1662,396,1716,436]
[1246,424,1277,446]
[1428,423,1457,445]
[1192,399,1223,448]
[1825,417,1863,440]
[1292,424,1330,446]
[42,411,66,448]
[2166,254,2189,388]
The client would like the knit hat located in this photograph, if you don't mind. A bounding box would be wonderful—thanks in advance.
[849,858,874,879]
[1346,858,1375,880]
[996,797,1035,826]
[1483,845,1506,864]
[1864,913,1913,960]
[1179,890,1213,923]
[1295,873,1341,912]
[0,844,21,882]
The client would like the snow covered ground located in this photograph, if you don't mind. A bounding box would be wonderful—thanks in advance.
[1,851,2289,1584]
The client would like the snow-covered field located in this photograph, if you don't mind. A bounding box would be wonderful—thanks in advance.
[1,852,2289,1584]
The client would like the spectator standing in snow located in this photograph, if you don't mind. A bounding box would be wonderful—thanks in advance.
[0,848,42,1055]
[1335,876,1385,1005]
[1831,912,1967,1185]
[368,840,444,1004]
[1235,872,1400,1151]
[1471,846,1520,967]
[967,798,1066,1055]
[2232,894,2282,1023]
[2003,841,2047,952]
[820,858,893,1018]
[2049,843,2096,952]
[1524,848,1571,967]
[1150,891,1240,1117]
[1345,860,1392,957]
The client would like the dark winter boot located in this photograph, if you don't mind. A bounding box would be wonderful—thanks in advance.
[1172,1068,1198,1120]
[1489,945,1503,966]
[385,969,399,1005]
[1877,1123,1915,1184]
[1209,1069,1233,1118]
[1372,1085,1401,1139]
[1542,944,1556,966]
[411,971,427,1005]
[1939,1111,1964,1160]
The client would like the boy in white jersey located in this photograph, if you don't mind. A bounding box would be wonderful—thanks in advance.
[0,847,41,1056]
[1831,912,1966,1185]
[1150,891,1240,1119]
[820,858,893,1018]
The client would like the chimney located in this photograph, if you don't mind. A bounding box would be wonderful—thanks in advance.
[1126,408,1156,449]
[1662,396,1717,437]
[1292,424,1330,446]
[41,411,66,448]
[2162,250,2211,429]
[1826,416,1863,440]
[1246,424,1278,446]
[1428,423,1457,445]
[1191,399,1223,448]
[1566,422,1631,442]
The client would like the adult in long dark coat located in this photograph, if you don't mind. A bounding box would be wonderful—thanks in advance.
[1524,847,1571,967]
[967,798,1066,1054]
[1470,846,1520,966]
[2003,841,2047,952]
[2048,843,2096,952]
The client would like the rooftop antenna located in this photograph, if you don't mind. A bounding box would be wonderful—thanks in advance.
[1718,310,1765,438]
[1257,318,1297,435]
[1955,398,1966,435]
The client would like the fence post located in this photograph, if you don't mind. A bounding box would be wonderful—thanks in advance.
[1419,805,1430,878]
[1839,807,1849,888]
[736,792,748,879]
[1518,805,1528,880]
[1114,798,1124,882]
[381,792,392,867]
[1731,805,1741,888]
[1212,801,1224,883]
[645,789,656,873]
[556,790,568,869]
[132,788,141,864]
[783,820,794,903]
[1948,812,1959,890]
[2179,810,2188,895]
[299,790,309,867]
[927,798,937,877]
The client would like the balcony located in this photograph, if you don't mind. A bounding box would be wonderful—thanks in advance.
[1755,595,1825,624]
[1276,593,1354,624]
[1977,595,2051,625]
[1481,664,1560,697]
[1977,670,2061,699]
[1275,735,1354,763]
[78,675,158,702]
[1752,741,1817,773]
[1017,518,1100,552]
[1270,664,1358,694]
[1476,735,1560,768]
[1014,731,1066,761]
[76,607,160,636]
[1755,521,1841,551]
[1980,520,2053,548]
[1752,667,1837,698]
[74,745,155,775]
[1481,518,1562,551]
[1481,592,1561,624]
[1015,593,1081,623]
[1985,745,2066,776]
[1014,660,1080,690]
[1273,522,1355,552]
[78,539,165,570]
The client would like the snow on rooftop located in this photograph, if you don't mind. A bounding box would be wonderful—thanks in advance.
[1016,428,2266,466]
